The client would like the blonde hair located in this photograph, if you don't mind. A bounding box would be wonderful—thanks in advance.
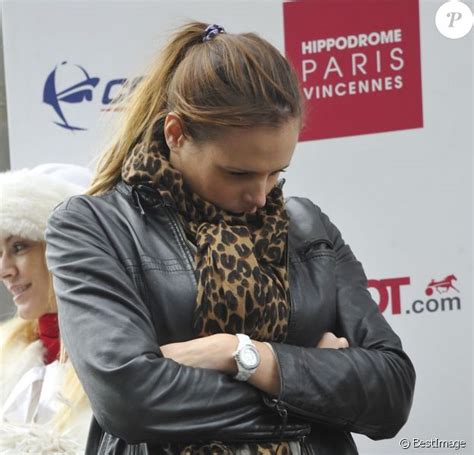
[0,244,89,434]
[88,20,304,195]
[51,348,90,433]
[1,318,37,347]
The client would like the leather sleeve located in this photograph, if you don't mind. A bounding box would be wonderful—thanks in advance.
[45,196,309,445]
[269,201,416,440]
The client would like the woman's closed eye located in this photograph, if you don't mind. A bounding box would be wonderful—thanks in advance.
[228,169,286,177]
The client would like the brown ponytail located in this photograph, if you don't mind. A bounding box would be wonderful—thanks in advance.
[88,21,303,195]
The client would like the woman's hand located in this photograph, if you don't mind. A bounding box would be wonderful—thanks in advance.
[160,331,348,397]
[160,334,237,374]
[160,334,280,396]
[317,332,349,349]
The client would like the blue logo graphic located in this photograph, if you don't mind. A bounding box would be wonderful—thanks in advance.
[43,61,100,131]
[43,62,142,131]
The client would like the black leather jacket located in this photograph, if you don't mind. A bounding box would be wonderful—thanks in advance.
[45,181,416,455]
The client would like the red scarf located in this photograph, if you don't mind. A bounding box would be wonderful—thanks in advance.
[38,313,60,364]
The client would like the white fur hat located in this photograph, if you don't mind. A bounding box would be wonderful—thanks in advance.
[0,163,92,242]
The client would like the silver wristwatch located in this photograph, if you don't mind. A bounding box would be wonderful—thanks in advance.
[232,333,260,381]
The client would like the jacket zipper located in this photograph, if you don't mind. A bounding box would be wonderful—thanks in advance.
[263,396,292,438]
[275,398,339,430]
[164,205,196,275]
[285,232,294,338]
[132,185,197,261]
[263,397,315,451]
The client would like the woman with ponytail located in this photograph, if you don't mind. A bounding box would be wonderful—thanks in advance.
[0,164,92,453]
[46,22,415,455]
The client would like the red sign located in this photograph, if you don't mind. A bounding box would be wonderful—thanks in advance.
[368,277,410,314]
[368,274,462,316]
[283,0,423,141]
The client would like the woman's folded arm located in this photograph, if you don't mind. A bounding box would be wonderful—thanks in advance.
[268,203,416,440]
[45,196,309,444]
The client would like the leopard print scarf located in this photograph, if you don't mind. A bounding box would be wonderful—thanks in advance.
[121,135,292,454]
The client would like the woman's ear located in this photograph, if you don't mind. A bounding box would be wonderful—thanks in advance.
[164,112,185,150]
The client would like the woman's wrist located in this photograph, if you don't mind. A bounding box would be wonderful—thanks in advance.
[248,340,281,396]
[223,334,281,396]
[160,332,280,396]
[214,333,239,375]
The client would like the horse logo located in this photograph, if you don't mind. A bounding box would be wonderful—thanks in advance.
[425,275,459,296]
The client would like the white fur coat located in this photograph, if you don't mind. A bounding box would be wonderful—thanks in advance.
[0,319,92,454]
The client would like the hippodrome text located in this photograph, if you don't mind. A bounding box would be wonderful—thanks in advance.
[299,29,405,100]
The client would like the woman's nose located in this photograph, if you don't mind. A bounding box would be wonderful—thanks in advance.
[250,191,267,209]
[243,181,268,210]
[0,254,17,281]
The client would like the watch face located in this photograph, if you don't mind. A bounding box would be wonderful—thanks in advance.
[240,346,260,369]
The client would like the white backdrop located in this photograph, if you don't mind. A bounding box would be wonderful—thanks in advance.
[3,1,472,453]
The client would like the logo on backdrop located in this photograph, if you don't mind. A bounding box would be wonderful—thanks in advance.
[424,274,459,296]
[43,62,100,131]
[43,61,142,131]
[283,0,423,141]
[435,0,473,39]
[368,274,462,316]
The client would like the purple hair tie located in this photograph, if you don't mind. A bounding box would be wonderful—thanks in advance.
[202,24,225,42]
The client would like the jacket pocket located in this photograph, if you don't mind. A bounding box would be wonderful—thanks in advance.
[293,239,335,262]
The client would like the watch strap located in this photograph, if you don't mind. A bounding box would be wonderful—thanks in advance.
[233,334,258,381]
